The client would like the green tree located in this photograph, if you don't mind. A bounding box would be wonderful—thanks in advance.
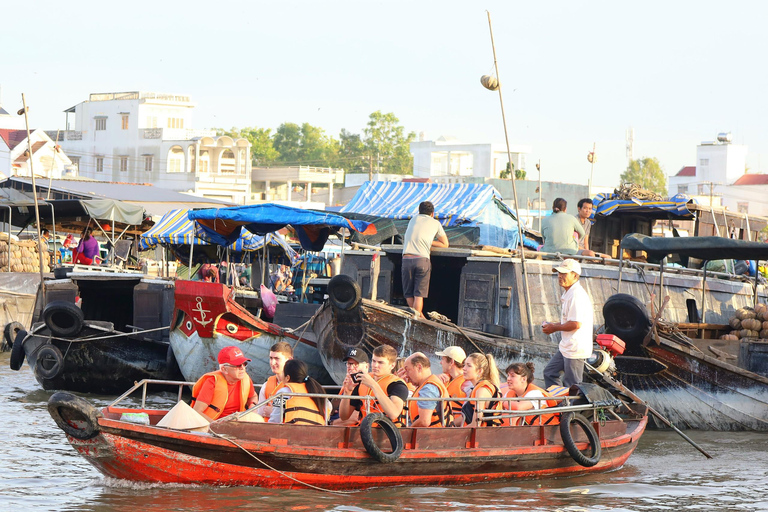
[620,157,667,195]
[273,123,302,164]
[363,111,415,175]
[216,126,279,166]
[500,162,526,180]
[338,128,367,173]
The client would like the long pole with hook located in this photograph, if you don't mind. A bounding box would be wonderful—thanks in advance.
[486,11,534,339]
[20,94,47,303]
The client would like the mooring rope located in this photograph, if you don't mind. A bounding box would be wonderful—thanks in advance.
[208,430,357,495]
[45,325,170,343]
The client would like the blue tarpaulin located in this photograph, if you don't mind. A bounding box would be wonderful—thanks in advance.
[593,193,696,219]
[340,182,536,250]
[188,203,376,252]
[139,208,296,259]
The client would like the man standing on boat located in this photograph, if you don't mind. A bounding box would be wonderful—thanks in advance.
[542,259,594,388]
[338,345,409,426]
[401,201,449,318]
[190,346,257,420]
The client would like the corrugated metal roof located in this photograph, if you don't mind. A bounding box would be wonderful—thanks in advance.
[675,166,696,177]
[732,173,768,186]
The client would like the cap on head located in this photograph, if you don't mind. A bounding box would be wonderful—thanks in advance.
[435,346,467,364]
[553,259,581,276]
[218,346,251,366]
[344,347,369,364]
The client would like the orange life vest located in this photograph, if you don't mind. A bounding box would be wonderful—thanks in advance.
[262,375,281,399]
[446,375,467,418]
[408,374,453,427]
[357,373,407,427]
[508,383,560,426]
[465,379,503,427]
[191,371,253,420]
[281,382,326,425]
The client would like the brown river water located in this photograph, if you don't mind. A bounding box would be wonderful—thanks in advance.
[2,352,768,512]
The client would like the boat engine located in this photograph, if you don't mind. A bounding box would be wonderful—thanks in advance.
[587,349,616,374]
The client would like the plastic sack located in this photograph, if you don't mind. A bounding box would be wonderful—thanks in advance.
[260,284,277,318]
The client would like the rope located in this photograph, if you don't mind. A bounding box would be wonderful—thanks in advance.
[288,307,321,350]
[208,429,357,494]
[45,325,169,343]
[613,183,663,201]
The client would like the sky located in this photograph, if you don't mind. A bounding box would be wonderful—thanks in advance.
[4,0,768,190]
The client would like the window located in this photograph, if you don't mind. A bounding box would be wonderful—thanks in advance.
[167,146,184,173]
[738,202,749,214]
[698,184,706,195]
[95,118,106,130]
[700,158,709,166]
[144,156,153,172]
[167,118,184,129]
[121,115,129,130]
[146,117,157,128]
[70,157,80,170]
[119,156,128,172]
[96,157,104,172]
[677,184,688,194]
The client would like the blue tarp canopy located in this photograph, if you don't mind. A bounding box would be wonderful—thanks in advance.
[340,181,536,250]
[188,203,376,252]
[593,193,696,219]
[139,208,296,259]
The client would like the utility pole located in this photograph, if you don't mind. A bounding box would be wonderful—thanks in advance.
[536,160,542,233]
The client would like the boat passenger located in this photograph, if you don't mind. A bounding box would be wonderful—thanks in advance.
[542,259,594,388]
[198,263,219,283]
[190,346,257,420]
[338,345,409,427]
[394,357,415,392]
[403,352,452,427]
[73,228,100,265]
[268,359,328,425]
[456,352,503,427]
[435,346,471,420]
[503,362,559,426]
[256,341,293,418]
[331,347,369,426]
[540,198,584,255]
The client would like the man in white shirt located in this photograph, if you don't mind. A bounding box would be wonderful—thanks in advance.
[401,201,449,317]
[542,259,594,387]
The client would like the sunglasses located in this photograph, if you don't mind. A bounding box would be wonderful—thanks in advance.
[224,362,248,369]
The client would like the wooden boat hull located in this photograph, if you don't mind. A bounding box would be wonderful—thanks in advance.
[616,336,768,431]
[23,325,182,394]
[64,407,647,489]
[313,298,557,384]
[171,280,332,384]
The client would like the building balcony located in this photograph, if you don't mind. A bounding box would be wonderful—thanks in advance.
[44,130,83,141]
[142,128,217,141]
[252,165,345,184]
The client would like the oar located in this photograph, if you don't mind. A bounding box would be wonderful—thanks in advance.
[585,362,713,459]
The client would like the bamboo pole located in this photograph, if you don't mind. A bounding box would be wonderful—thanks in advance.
[20,94,46,303]
[486,11,534,339]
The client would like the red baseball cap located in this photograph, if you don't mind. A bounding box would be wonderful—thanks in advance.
[218,346,251,366]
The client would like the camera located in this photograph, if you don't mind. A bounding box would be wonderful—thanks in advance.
[351,372,363,383]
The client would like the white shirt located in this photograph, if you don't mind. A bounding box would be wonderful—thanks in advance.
[559,280,594,359]
[522,389,546,409]
[402,214,446,259]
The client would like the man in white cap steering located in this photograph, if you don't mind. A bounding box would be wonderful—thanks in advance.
[542,259,594,388]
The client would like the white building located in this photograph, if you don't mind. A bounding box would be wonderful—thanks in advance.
[53,92,251,204]
[1,105,73,179]
[668,133,748,206]
[410,136,530,183]
[720,174,768,217]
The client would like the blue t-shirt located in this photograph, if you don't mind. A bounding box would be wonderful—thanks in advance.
[416,383,440,411]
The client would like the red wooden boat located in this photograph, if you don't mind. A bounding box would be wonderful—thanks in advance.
[48,381,648,490]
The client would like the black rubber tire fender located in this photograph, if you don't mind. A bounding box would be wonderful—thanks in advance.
[48,391,102,440]
[9,329,28,371]
[42,301,84,338]
[359,412,404,463]
[327,274,362,311]
[559,412,602,467]
[3,321,24,350]
[36,344,64,380]
[602,293,651,345]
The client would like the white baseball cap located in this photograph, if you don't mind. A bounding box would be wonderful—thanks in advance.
[435,346,467,364]
[553,259,582,276]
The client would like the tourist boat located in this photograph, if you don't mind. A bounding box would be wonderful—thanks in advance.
[598,234,768,431]
[47,379,648,489]
[168,204,375,385]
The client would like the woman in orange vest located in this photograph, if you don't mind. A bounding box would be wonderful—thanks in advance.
[504,362,559,426]
[456,352,503,427]
[268,359,328,425]
[190,346,256,420]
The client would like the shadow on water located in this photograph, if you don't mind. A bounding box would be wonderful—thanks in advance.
[3,352,768,512]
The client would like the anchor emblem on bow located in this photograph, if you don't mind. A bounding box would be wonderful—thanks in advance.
[192,297,212,326]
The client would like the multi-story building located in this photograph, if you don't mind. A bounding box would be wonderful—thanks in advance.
[410,136,530,183]
[52,92,251,204]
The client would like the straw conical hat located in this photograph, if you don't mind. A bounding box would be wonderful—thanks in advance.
[157,400,211,432]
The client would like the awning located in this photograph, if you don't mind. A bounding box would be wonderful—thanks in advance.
[188,203,376,251]
[620,233,768,261]
[139,208,297,258]
[0,199,147,228]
